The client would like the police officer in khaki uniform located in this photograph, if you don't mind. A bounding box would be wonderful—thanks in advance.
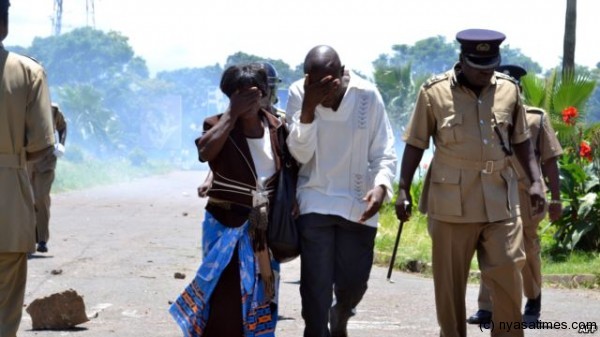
[395,29,546,337]
[0,1,55,335]
[28,103,67,253]
[468,65,563,326]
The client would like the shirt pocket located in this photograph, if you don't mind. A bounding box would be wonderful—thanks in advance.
[429,164,462,216]
[437,112,463,145]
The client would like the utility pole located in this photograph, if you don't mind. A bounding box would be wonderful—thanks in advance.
[52,0,63,35]
[86,0,95,28]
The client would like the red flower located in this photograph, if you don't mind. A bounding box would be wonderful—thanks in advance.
[579,140,593,162]
[562,106,578,125]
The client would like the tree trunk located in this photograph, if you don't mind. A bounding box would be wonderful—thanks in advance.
[563,0,577,77]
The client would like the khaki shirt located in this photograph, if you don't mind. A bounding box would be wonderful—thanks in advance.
[0,46,54,252]
[404,64,530,223]
[514,106,563,191]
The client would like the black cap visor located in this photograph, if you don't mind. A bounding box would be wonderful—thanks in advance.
[464,54,501,70]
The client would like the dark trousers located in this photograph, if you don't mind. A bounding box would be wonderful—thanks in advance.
[298,213,377,337]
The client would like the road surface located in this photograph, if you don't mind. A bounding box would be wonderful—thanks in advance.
[19,171,600,336]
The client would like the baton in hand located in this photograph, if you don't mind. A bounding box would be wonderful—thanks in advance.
[387,201,409,282]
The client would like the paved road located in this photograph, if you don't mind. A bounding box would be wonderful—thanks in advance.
[19,171,600,336]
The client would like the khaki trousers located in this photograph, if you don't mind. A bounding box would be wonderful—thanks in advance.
[30,168,56,243]
[478,189,546,311]
[429,218,525,337]
[0,253,27,337]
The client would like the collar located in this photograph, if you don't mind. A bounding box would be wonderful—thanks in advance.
[260,108,284,129]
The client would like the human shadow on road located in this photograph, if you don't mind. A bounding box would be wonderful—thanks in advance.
[27,327,88,332]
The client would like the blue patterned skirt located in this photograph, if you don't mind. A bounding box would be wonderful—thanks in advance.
[170,212,280,336]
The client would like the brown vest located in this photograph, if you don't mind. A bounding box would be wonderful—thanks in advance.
[196,109,284,227]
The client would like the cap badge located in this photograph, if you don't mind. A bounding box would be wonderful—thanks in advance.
[476,43,490,52]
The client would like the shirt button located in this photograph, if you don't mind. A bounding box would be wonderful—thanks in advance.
[483,139,489,144]
[480,120,484,125]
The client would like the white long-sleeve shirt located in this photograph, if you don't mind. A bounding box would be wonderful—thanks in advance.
[286,72,397,227]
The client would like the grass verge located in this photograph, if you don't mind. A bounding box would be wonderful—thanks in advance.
[375,200,600,289]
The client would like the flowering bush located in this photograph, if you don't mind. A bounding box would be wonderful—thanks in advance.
[562,106,578,125]
[579,140,593,162]
[553,139,599,251]
[522,69,600,251]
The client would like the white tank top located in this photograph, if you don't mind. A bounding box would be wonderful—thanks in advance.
[246,122,276,188]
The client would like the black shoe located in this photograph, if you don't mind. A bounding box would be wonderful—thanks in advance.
[523,294,541,324]
[37,241,48,253]
[330,306,350,337]
[466,309,492,325]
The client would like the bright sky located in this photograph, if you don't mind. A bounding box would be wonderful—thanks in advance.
[5,0,600,76]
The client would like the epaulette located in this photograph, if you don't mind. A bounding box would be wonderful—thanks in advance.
[423,73,449,88]
[495,71,519,84]
[525,106,545,115]
[19,54,42,65]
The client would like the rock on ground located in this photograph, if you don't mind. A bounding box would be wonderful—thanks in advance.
[26,289,89,330]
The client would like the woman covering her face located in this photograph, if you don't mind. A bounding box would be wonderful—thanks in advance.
[169,63,289,337]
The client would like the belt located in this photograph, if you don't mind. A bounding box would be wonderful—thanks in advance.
[207,197,251,216]
[435,151,509,174]
[0,152,26,169]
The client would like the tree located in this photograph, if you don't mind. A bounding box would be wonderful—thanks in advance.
[373,63,420,132]
[26,27,148,87]
[224,51,302,87]
[499,46,543,74]
[20,27,173,153]
[57,84,121,153]
[372,36,542,132]
[157,65,224,145]
[373,36,457,78]
[521,69,599,251]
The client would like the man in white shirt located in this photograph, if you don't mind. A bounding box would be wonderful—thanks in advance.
[286,45,397,337]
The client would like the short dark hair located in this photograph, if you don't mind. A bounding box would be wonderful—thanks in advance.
[220,63,269,98]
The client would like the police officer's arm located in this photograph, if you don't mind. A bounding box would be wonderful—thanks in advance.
[541,156,561,221]
[395,144,424,221]
[513,139,545,214]
[512,97,545,214]
[539,114,563,221]
[58,126,67,145]
[197,88,261,162]
[395,86,431,221]
[57,123,67,146]
[56,109,67,145]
